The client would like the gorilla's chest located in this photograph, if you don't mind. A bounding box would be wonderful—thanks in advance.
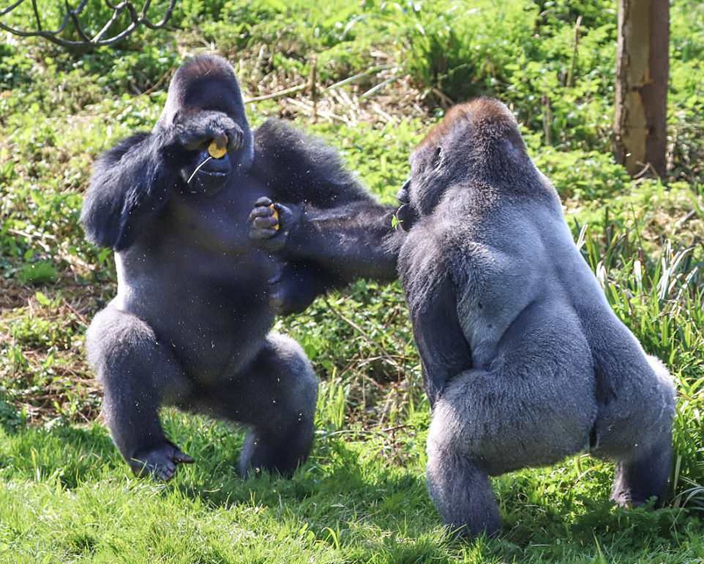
[116,176,279,380]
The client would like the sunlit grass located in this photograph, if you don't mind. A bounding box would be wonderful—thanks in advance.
[1,0,703,561]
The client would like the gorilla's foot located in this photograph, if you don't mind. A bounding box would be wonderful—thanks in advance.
[130,442,194,481]
[238,425,314,479]
[611,438,672,508]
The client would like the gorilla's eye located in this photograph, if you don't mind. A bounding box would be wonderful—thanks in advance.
[432,146,443,169]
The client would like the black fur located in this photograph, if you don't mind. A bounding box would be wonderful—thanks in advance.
[82,55,400,480]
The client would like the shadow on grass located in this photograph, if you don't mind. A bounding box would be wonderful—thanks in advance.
[173,430,441,540]
[2,416,702,562]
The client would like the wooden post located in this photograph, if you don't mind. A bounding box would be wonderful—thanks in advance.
[614,0,669,178]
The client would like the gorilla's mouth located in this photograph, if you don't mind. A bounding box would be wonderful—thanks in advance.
[198,168,228,177]
[198,153,231,176]
[185,148,232,190]
[185,152,232,196]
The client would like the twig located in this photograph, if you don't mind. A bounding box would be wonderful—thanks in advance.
[323,296,403,371]
[326,64,394,91]
[186,156,213,184]
[245,83,308,104]
[542,94,552,145]
[140,67,173,96]
[566,15,582,87]
[360,75,399,99]
[0,0,175,47]
[63,299,90,328]
[245,64,395,105]
[309,55,318,123]
[430,87,454,107]
[318,424,411,439]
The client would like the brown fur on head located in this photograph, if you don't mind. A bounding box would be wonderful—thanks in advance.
[416,98,521,156]
[405,97,535,219]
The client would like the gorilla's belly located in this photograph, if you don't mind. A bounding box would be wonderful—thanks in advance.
[117,252,276,384]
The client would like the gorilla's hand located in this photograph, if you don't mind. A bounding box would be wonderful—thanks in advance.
[248,196,303,253]
[169,111,244,154]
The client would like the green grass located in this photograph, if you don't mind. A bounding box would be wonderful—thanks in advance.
[2,409,704,563]
[1,0,704,562]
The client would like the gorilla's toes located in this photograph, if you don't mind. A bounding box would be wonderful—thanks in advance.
[130,442,194,481]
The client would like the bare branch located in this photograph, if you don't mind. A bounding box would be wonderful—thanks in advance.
[0,0,176,47]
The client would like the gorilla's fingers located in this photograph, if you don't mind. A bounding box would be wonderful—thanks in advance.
[273,203,297,229]
[227,126,244,151]
[155,462,176,482]
[254,196,273,207]
[253,216,278,229]
[173,450,194,464]
[250,228,278,240]
[174,112,237,152]
[249,206,275,220]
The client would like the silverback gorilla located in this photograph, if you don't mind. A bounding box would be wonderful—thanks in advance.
[396,99,676,537]
[81,55,400,480]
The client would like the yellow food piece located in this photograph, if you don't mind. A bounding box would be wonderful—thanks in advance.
[207,140,227,159]
[270,204,280,231]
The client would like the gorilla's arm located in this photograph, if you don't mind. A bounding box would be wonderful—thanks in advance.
[411,275,473,405]
[279,201,402,281]
[251,119,404,283]
[400,239,472,405]
[81,131,177,251]
[82,112,240,251]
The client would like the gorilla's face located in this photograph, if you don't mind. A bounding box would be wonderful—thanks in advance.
[185,146,233,196]
[176,119,248,198]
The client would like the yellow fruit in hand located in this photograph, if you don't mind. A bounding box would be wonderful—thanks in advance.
[207,133,228,159]
[270,204,280,231]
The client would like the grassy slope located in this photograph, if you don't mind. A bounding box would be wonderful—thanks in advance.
[1,0,704,562]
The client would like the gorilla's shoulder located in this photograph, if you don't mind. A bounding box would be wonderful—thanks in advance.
[253,119,371,207]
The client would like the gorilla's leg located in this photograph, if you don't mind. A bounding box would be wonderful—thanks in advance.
[87,305,195,480]
[197,332,318,477]
[424,306,596,536]
[426,415,500,537]
[611,437,672,508]
[594,355,676,507]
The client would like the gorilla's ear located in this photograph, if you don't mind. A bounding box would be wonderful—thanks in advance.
[81,132,170,251]
[506,125,528,153]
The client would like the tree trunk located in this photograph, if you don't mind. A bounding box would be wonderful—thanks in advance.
[614,0,669,178]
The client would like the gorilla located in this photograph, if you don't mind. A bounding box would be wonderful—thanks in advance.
[81,54,400,480]
[396,98,676,537]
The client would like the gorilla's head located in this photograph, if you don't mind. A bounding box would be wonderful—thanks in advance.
[159,55,255,194]
[398,98,530,231]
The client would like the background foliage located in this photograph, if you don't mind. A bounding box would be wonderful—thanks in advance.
[1,0,703,562]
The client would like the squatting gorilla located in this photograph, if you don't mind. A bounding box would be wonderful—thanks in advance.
[81,55,400,480]
[396,99,676,537]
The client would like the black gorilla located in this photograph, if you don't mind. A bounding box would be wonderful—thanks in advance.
[81,55,401,480]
